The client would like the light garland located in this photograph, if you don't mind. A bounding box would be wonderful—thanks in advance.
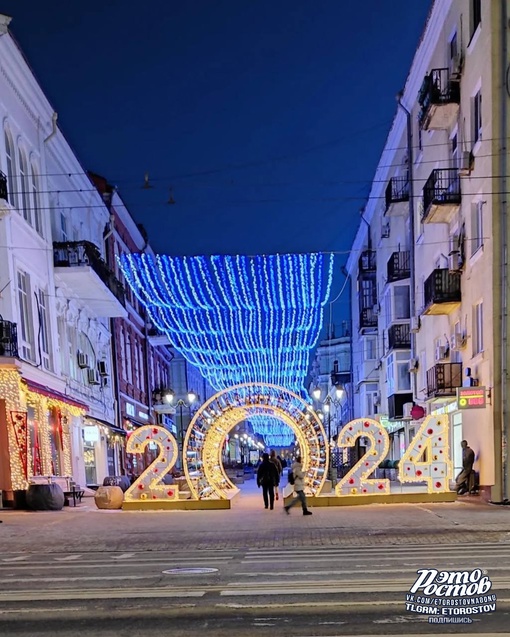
[119,253,334,447]
[183,383,328,500]
[0,369,27,489]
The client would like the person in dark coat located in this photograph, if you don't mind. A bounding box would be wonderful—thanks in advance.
[456,440,476,494]
[257,452,280,510]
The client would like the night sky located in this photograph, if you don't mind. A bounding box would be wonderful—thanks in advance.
[2,0,430,320]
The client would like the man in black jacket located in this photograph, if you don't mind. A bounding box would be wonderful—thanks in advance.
[257,453,280,510]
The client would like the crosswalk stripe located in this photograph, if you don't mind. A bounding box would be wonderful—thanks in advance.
[54,555,82,562]
[1,556,29,562]
[0,590,205,602]
[110,553,136,560]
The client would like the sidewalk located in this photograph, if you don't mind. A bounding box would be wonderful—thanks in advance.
[1,479,509,552]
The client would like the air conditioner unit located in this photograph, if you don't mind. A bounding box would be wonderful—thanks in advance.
[87,368,101,385]
[403,402,414,420]
[410,317,420,333]
[77,351,89,369]
[458,150,471,176]
[97,361,109,376]
[451,330,467,350]
[448,252,462,273]
[435,345,447,362]
[408,358,419,373]
[381,222,390,239]
[450,52,464,79]
[373,392,381,406]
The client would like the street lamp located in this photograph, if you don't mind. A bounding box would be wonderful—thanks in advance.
[312,386,322,401]
[174,390,199,469]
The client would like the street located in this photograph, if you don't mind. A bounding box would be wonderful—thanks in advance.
[1,485,509,635]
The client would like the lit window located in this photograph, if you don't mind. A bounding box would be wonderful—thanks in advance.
[473,301,484,355]
[471,200,484,255]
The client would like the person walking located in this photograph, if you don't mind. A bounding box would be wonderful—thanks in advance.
[257,452,280,510]
[284,455,312,516]
[456,440,475,495]
[269,449,282,501]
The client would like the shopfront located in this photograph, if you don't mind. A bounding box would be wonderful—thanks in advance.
[80,417,126,487]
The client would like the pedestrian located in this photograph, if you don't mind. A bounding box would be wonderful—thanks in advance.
[456,440,476,495]
[257,452,280,510]
[269,449,283,501]
[284,455,312,516]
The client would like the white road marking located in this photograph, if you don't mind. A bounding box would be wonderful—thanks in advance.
[110,553,136,560]
[2,575,160,583]
[54,555,82,562]
[241,553,508,564]
[0,589,205,602]
[2,556,29,562]
[0,607,81,615]
[0,557,232,571]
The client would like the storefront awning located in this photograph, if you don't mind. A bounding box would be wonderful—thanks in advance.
[23,379,89,411]
[85,416,127,436]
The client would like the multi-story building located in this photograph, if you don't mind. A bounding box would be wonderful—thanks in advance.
[0,13,126,499]
[347,0,509,501]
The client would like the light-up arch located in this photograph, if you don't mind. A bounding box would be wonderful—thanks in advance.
[183,383,328,500]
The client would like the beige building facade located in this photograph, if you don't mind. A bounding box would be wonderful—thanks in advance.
[347,0,510,501]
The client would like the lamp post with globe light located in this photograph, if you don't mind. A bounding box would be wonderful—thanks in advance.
[311,384,345,484]
[158,389,197,469]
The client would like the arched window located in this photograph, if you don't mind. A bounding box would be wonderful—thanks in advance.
[30,162,43,236]
[4,127,18,208]
[18,147,31,224]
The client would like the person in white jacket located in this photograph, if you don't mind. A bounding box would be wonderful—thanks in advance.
[284,456,312,516]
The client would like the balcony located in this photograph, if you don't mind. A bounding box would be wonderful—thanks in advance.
[388,393,413,420]
[331,370,352,387]
[0,319,18,357]
[385,176,409,216]
[423,269,461,315]
[388,323,411,351]
[422,168,461,224]
[426,363,462,399]
[418,68,460,130]
[359,307,378,329]
[147,326,171,347]
[53,241,127,318]
[358,250,376,274]
[387,251,410,283]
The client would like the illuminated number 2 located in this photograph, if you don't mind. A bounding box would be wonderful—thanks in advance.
[335,418,390,496]
[125,425,179,501]
[399,414,452,493]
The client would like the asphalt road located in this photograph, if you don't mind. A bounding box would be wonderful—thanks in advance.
[0,543,509,636]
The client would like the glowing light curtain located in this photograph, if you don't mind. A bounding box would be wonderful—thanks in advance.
[119,253,334,446]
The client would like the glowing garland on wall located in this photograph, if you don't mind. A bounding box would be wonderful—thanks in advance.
[183,383,328,500]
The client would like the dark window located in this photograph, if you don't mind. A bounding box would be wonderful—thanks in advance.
[471,0,481,38]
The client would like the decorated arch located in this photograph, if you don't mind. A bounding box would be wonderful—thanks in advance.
[183,383,329,499]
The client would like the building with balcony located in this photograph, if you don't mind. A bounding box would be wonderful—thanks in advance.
[345,0,507,500]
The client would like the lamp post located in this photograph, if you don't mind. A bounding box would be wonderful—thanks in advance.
[311,384,345,484]
[160,389,197,469]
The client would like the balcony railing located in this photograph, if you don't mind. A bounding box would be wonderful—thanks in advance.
[385,176,409,215]
[387,251,410,283]
[359,307,378,329]
[426,363,462,399]
[331,370,352,386]
[418,68,460,130]
[0,319,19,357]
[422,168,461,223]
[358,250,376,274]
[0,171,7,201]
[423,269,461,315]
[388,323,411,350]
[53,241,126,308]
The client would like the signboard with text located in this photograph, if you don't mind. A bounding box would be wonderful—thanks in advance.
[457,387,486,409]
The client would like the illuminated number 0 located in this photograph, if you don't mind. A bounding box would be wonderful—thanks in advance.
[125,425,179,501]
[335,418,390,496]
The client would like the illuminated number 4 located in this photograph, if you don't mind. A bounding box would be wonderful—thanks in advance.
[124,425,179,502]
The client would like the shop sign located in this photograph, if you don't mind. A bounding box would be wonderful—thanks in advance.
[126,403,135,417]
[83,425,100,442]
[457,387,486,409]
[138,411,149,421]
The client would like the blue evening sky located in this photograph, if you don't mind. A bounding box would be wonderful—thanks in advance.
[3,0,431,319]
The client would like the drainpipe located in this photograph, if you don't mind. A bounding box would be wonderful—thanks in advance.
[496,0,509,504]
[397,93,417,400]
[43,112,58,143]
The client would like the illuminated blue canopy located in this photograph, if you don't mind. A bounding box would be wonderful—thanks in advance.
[119,253,334,446]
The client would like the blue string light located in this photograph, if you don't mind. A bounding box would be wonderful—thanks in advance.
[119,253,334,446]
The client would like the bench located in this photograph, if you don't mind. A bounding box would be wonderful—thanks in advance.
[63,485,84,507]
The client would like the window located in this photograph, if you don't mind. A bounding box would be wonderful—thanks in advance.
[126,331,133,384]
[364,336,376,361]
[473,90,482,144]
[4,128,18,208]
[471,200,484,255]
[473,301,484,355]
[365,383,379,415]
[471,0,481,38]
[31,165,43,236]
[67,325,78,380]
[449,32,458,67]
[385,284,410,325]
[387,352,411,395]
[17,270,34,361]
[18,149,32,224]
[37,289,51,371]
[57,316,68,375]
[119,327,127,381]
[450,131,459,170]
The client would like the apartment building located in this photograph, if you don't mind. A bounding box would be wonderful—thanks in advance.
[346,0,509,501]
[0,14,126,499]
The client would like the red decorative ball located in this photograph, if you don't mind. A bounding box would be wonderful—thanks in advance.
[434,467,438,471]
[406,467,410,471]
[348,478,355,485]
[418,445,422,449]
[349,427,353,431]
[152,495,157,499]
[138,484,144,490]
[435,481,442,488]
[438,437,442,441]
[362,489,367,493]
[365,462,369,466]
[377,483,384,490]
[152,428,158,434]
[377,439,382,444]
[364,422,370,428]
[166,446,171,450]
[440,450,443,454]
[427,428,433,435]
[167,490,174,497]
[146,436,150,440]
[154,468,158,473]
[416,470,422,476]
